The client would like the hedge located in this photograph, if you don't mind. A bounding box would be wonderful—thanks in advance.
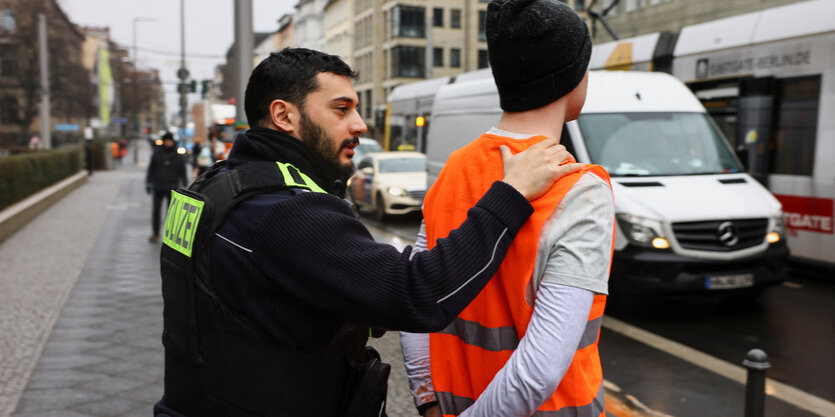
[0,147,83,211]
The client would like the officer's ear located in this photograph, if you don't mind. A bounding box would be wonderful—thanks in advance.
[268,99,300,136]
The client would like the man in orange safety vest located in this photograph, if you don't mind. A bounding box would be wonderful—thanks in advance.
[400,1,616,416]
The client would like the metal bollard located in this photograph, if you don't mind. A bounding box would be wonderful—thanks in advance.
[742,348,771,417]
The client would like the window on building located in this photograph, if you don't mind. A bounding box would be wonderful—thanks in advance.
[450,48,461,68]
[0,45,17,77]
[433,48,443,67]
[433,8,443,27]
[478,10,487,42]
[770,75,821,176]
[575,0,586,11]
[451,9,462,29]
[383,11,389,40]
[1,8,16,32]
[365,89,373,121]
[0,96,18,125]
[392,46,425,78]
[478,49,489,69]
[393,6,425,38]
[383,50,389,79]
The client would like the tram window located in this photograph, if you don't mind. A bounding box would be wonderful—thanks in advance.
[770,75,820,176]
[404,115,417,148]
[389,120,403,151]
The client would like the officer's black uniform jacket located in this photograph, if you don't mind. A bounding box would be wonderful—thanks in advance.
[155,127,534,417]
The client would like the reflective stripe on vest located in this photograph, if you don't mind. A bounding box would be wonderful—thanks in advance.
[438,313,602,353]
[276,162,327,193]
[424,133,614,417]
[435,382,606,417]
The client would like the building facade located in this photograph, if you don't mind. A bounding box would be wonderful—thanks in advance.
[324,0,353,66]
[295,0,327,52]
[347,0,492,139]
[0,0,92,150]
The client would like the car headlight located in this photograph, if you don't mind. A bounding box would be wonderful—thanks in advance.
[387,187,408,197]
[616,214,670,249]
[177,147,187,155]
[767,211,785,243]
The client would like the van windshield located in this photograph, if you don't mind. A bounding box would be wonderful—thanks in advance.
[577,113,742,177]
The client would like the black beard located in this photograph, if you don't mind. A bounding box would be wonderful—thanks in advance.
[299,110,357,181]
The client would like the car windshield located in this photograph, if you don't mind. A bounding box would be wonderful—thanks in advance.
[378,157,426,174]
[577,112,742,177]
[356,143,382,156]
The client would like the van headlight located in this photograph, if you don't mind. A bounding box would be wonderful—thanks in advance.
[617,214,670,249]
[767,211,785,244]
[387,187,408,197]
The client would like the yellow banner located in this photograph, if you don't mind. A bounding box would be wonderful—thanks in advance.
[98,48,112,125]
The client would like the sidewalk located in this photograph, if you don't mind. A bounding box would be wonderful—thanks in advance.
[0,144,162,416]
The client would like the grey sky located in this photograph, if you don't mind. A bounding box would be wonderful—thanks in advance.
[59,0,295,125]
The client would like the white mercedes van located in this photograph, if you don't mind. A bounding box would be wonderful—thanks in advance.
[421,71,789,295]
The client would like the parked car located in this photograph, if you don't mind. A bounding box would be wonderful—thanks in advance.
[354,137,383,163]
[348,152,427,220]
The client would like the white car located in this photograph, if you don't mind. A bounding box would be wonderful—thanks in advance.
[354,137,383,163]
[348,152,427,220]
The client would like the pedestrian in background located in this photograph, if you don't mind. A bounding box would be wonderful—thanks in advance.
[145,132,186,243]
[399,0,615,416]
[191,136,211,178]
[154,47,581,417]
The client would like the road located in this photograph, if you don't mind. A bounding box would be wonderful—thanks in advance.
[360,212,835,417]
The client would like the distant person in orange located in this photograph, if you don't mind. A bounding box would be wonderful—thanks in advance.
[400,1,616,416]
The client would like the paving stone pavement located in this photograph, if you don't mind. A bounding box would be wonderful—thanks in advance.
[0,145,419,417]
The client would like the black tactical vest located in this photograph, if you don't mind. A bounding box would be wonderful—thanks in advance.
[158,161,372,417]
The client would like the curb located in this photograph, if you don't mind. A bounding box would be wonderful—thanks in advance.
[0,171,89,244]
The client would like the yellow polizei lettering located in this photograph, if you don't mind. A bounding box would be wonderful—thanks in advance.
[163,191,205,257]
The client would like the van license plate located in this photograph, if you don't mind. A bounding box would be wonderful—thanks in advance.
[706,274,754,290]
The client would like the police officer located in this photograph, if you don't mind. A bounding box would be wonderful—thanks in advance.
[153,48,581,417]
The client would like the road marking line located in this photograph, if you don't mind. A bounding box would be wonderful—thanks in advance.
[603,316,835,417]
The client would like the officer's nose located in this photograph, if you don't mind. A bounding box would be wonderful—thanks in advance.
[351,112,367,137]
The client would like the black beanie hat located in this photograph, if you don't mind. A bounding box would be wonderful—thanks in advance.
[486,0,592,112]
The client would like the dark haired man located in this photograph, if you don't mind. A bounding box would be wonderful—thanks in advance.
[154,47,581,417]
[400,1,615,416]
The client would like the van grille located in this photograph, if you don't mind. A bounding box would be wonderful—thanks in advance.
[672,218,768,252]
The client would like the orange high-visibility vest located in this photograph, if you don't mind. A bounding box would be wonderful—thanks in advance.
[425,133,613,417]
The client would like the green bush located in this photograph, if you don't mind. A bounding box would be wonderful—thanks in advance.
[0,147,82,211]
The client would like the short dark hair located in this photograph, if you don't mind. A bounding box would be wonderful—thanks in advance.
[244,48,357,127]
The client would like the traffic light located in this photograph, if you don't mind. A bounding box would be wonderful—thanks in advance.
[201,80,211,97]
[189,79,197,93]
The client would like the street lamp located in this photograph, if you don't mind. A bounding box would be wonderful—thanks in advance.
[133,16,155,165]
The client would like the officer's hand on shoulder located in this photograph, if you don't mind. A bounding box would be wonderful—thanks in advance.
[500,137,582,200]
